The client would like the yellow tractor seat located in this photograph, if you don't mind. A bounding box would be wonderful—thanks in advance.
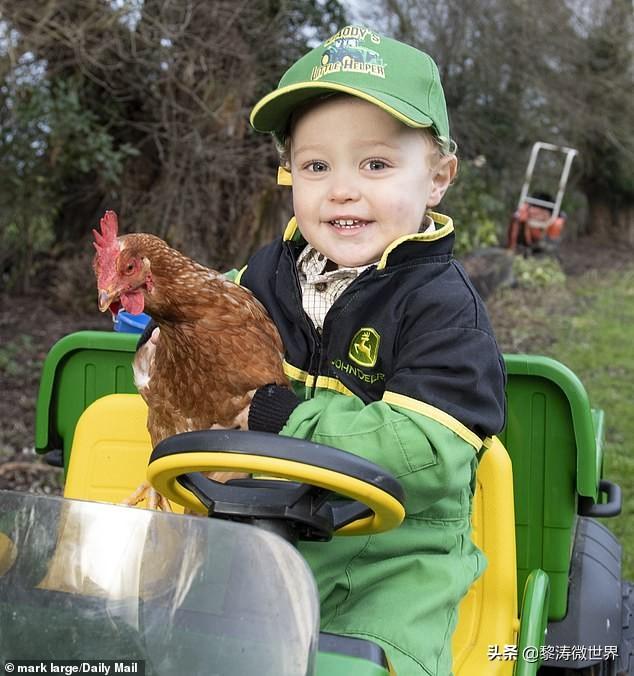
[64,393,183,513]
[452,437,518,675]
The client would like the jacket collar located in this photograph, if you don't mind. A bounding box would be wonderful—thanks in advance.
[282,212,454,269]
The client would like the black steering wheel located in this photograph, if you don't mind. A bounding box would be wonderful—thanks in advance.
[147,430,405,543]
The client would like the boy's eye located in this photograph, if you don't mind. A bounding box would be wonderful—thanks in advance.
[366,159,389,170]
[306,161,328,173]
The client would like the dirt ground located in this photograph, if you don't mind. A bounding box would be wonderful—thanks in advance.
[0,296,110,494]
[0,234,632,495]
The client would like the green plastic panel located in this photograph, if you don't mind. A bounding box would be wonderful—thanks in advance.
[499,354,603,621]
[515,569,550,676]
[35,331,139,468]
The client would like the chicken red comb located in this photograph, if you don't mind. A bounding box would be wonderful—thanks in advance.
[93,210,120,280]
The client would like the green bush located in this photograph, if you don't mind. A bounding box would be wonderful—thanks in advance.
[442,159,506,256]
[512,255,567,288]
[0,77,137,291]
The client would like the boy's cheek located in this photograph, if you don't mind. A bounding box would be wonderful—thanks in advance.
[390,198,420,227]
[292,181,318,211]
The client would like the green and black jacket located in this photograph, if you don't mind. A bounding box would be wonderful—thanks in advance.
[239,212,506,453]
[238,212,506,676]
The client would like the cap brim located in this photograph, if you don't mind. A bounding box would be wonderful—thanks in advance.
[250,81,434,137]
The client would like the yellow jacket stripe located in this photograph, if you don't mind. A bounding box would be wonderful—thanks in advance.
[382,390,483,450]
[284,359,483,450]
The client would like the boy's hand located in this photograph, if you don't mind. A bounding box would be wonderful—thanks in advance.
[247,384,301,433]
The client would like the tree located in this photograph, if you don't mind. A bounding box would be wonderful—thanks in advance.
[361,0,633,242]
[556,0,634,241]
[0,0,347,291]
[0,49,136,290]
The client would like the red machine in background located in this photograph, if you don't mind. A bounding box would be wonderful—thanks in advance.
[507,142,578,254]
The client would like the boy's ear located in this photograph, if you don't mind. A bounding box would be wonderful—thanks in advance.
[426,155,457,208]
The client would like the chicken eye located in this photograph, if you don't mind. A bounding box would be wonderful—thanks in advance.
[125,261,135,274]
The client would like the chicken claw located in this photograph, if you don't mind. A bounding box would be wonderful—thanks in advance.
[122,481,173,512]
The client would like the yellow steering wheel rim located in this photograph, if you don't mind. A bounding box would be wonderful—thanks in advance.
[148,450,405,536]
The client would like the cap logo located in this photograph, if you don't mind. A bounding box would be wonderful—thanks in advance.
[312,25,385,82]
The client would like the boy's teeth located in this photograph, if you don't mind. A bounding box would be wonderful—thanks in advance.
[332,219,362,227]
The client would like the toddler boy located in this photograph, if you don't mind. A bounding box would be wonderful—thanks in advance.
[239,25,507,676]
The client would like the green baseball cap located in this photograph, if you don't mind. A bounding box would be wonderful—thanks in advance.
[250,25,450,147]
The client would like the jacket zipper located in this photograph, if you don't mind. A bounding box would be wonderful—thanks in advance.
[317,266,376,397]
[287,245,375,399]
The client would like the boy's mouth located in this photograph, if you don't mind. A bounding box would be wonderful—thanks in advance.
[328,219,371,230]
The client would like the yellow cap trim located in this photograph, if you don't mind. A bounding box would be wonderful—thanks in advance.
[382,390,482,450]
[250,82,433,132]
[148,451,405,535]
[277,166,293,186]
[283,217,299,242]
[234,264,248,286]
[376,212,454,270]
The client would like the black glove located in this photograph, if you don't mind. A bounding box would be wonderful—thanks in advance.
[248,384,301,434]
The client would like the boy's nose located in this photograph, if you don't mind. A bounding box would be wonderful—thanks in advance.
[328,174,361,203]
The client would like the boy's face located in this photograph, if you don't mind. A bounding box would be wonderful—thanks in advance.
[290,96,456,268]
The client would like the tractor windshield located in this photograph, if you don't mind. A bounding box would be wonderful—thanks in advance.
[0,490,319,675]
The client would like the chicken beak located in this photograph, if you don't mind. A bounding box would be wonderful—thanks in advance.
[98,288,117,312]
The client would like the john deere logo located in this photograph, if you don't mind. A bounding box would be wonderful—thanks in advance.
[349,328,380,368]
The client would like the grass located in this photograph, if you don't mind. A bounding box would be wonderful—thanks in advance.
[489,263,634,579]
[0,335,36,378]
[548,267,634,579]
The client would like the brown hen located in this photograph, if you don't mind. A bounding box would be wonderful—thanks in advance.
[93,210,288,510]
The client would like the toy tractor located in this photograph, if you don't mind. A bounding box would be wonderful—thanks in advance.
[0,329,632,675]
